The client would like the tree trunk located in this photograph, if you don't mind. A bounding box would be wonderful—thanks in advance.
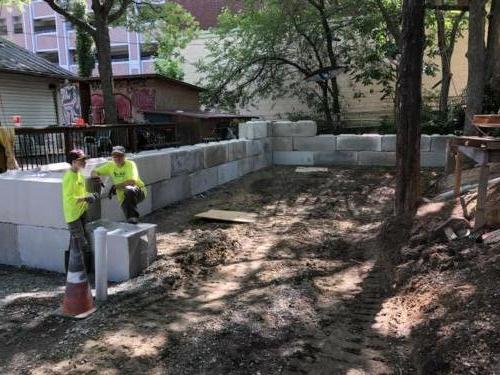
[436,10,450,118]
[486,0,500,109]
[319,82,334,130]
[395,0,425,217]
[94,16,117,124]
[464,0,487,135]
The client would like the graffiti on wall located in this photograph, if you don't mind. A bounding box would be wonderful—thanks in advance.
[61,84,81,126]
[90,84,156,124]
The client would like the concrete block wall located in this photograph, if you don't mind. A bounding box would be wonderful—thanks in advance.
[268,121,451,168]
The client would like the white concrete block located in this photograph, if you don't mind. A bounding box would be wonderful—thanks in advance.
[293,135,336,151]
[227,140,248,161]
[273,151,314,165]
[87,220,157,282]
[272,137,293,151]
[247,140,265,157]
[170,147,204,177]
[131,151,171,185]
[430,135,451,153]
[245,121,269,139]
[314,151,358,166]
[238,122,249,139]
[336,134,382,151]
[381,134,431,152]
[151,175,190,210]
[272,121,317,137]
[0,176,66,228]
[190,167,219,196]
[421,151,446,167]
[358,152,396,166]
[253,154,272,171]
[237,157,254,177]
[18,225,70,273]
[101,186,153,221]
[0,223,20,266]
[203,143,228,168]
[218,161,240,184]
[262,138,272,153]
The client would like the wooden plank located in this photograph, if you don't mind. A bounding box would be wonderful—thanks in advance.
[473,114,500,127]
[475,162,490,230]
[454,152,463,198]
[195,209,257,223]
[295,167,328,173]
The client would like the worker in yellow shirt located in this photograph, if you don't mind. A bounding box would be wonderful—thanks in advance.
[91,146,146,224]
[62,149,98,273]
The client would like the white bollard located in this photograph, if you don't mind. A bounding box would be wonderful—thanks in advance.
[94,227,108,302]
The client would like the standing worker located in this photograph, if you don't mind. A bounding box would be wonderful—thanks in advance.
[91,146,146,224]
[61,149,98,317]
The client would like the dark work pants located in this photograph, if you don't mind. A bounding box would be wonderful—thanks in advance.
[121,186,145,220]
[66,215,91,274]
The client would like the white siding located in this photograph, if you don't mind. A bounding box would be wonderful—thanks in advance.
[0,73,60,127]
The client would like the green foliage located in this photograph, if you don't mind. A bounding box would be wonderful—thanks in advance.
[126,2,199,80]
[71,0,95,78]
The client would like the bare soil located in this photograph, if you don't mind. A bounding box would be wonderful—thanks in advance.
[0,166,498,374]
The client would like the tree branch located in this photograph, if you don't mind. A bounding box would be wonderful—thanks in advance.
[374,0,401,46]
[109,0,133,23]
[43,0,96,36]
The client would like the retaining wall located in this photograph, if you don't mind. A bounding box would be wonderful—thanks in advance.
[0,119,451,274]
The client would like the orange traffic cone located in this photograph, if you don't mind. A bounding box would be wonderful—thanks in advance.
[62,236,96,318]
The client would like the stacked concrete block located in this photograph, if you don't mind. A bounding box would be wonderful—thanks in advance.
[190,167,219,196]
[131,151,171,185]
[237,157,254,177]
[170,146,204,177]
[247,140,265,157]
[381,134,431,152]
[293,135,336,151]
[18,225,70,273]
[337,134,382,151]
[358,151,396,166]
[227,140,248,161]
[0,223,20,266]
[151,175,191,210]
[314,151,358,166]
[272,137,293,151]
[272,120,317,137]
[239,121,269,139]
[218,161,240,184]
[101,185,153,222]
[273,151,314,166]
[202,143,228,168]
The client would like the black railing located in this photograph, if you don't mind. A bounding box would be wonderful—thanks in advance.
[14,123,178,170]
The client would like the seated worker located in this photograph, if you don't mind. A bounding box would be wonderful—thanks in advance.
[91,146,146,224]
[62,149,98,273]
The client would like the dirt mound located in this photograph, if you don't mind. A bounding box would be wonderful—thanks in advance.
[180,229,241,271]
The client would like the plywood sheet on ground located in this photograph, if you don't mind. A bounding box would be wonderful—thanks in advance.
[295,167,329,173]
[194,209,257,223]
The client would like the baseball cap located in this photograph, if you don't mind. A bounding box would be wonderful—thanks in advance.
[111,146,126,156]
[67,149,88,163]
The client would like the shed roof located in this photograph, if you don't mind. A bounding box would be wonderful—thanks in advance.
[0,37,77,80]
[86,73,204,92]
[143,110,254,120]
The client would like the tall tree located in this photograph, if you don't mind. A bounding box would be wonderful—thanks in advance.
[43,0,134,124]
[395,0,425,216]
[485,0,500,110]
[464,0,488,135]
[72,1,95,78]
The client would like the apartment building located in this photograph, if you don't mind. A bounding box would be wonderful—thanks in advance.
[0,0,234,77]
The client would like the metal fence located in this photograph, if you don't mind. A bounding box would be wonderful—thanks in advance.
[14,123,178,170]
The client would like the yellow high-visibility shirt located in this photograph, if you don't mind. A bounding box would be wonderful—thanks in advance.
[94,160,146,204]
[62,170,88,223]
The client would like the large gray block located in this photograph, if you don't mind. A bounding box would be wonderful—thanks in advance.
[151,175,190,210]
[421,151,446,167]
[272,137,293,151]
[170,147,204,177]
[337,134,382,151]
[190,167,219,196]
[273,151,314,165]
[0,223,20,266]
[262,138,272,153]
[314,151,358,166]
[381,135,431,152]
[203,143,228,168]
[247,140,265,157]
[132,151,172,185]
[253,153,272,171]
[218,161,240,184]
[430,135,451,153]
[272,121,317,137]
[358,152,396,166]
[241,121,269,139]
[293,135,336,151]
[237,157,254,177]
[101,185,153,222]
[227,140,248,161]
[18,225,70,273]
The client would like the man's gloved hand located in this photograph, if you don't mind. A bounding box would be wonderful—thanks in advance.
[107,185,117,200]
[85,193,99,204]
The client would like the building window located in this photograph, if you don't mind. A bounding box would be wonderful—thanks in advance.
[65,21,74,31]
[33,18,56,33]
[0,19,7,36]
[13,16,23,34]
[110,45,129,62]
[140,43,158,60]
[37,51,59,64]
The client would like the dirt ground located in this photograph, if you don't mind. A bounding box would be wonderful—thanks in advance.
[0,166,498,374]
